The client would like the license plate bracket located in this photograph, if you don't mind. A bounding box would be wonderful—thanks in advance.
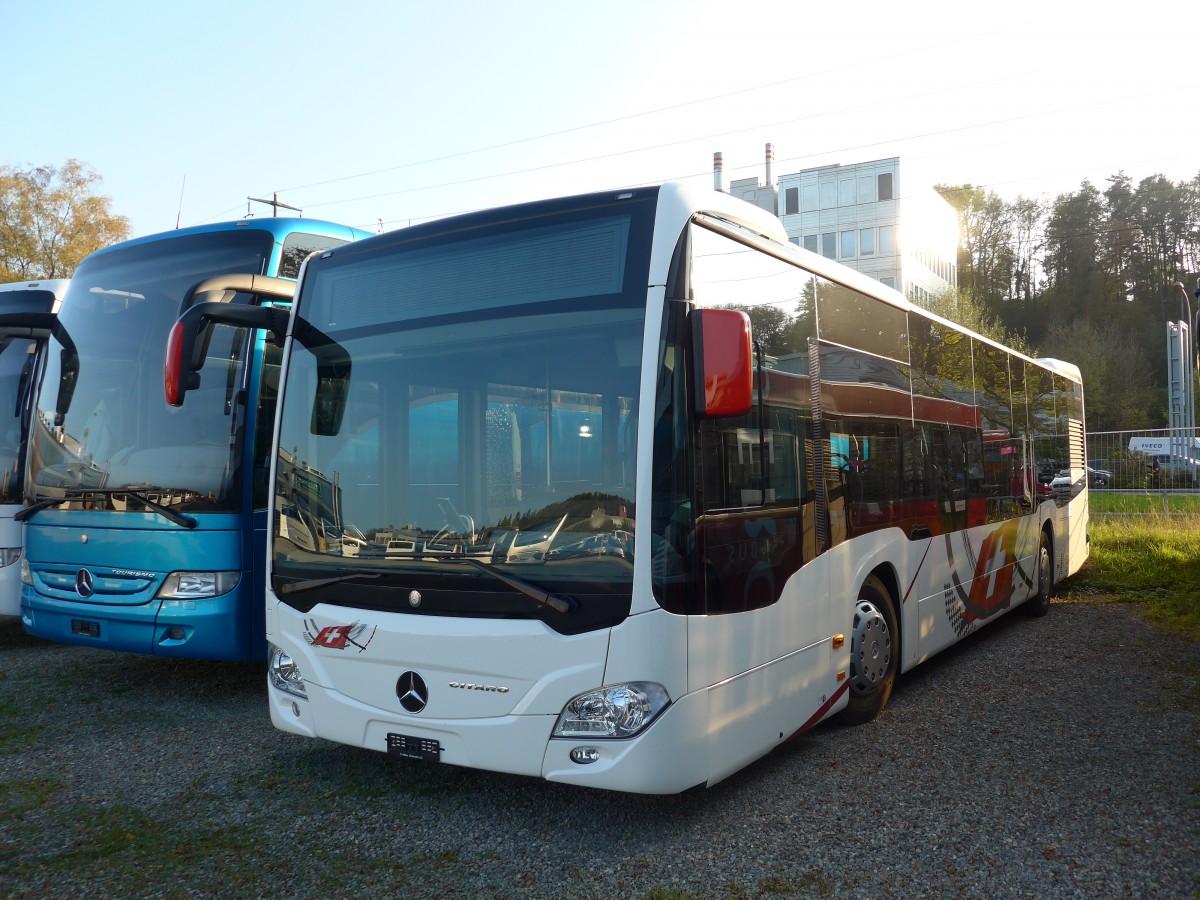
[71,619,100,638]
[386,733,440,761]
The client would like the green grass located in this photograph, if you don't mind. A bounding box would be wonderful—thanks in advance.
[1089,491,1200,515]
[1072,513,1200,641]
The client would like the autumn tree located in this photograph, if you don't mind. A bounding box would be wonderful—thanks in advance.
[0,159,130,281]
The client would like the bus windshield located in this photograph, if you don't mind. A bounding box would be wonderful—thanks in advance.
[273,204,652,626]
[27,229,275,513]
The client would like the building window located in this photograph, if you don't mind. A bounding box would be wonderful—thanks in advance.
[858,175,875,204]
[821,232,836,259]
[803,234,818,253]
[784,187,799,216]
[788,236,800,245]
[859,228,875,255]
[840,230,856,259]
[878,173,894,201]
[880,276,896,289]
[820,182,837,209]
[801,183,819,211]
[879,224,895,254]
[839,179,856,206]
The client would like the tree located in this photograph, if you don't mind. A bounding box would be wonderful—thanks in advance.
[935,183,1018,315]
[923,285,1034,356]
[0,159,130,281]
[1040,319,1159,431]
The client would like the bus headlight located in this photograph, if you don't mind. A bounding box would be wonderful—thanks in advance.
[19,557,32,585]
[268,644,307,698]
[156,571,239,599]
[552,682,670,739]
[0,547,21,568]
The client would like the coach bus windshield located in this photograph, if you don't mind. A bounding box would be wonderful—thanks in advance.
[272,199,654,630]
[26,230,275,514]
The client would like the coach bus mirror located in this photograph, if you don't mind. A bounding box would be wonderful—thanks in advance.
[691,308,753,418]
[178,273,295,316]
[166,301,291,406]
[292,318,351,436]
[0,312,81,426]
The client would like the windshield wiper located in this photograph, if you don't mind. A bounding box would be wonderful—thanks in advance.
[276,571,382,596]
[383,550,575,614]
[460,557,575,614]
[15,489,197,528]
[14,496,63,522]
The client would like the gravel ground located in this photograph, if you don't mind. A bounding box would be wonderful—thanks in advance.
[0,598,1196,899]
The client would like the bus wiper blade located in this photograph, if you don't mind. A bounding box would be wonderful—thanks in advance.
[460,558,575,614]
[381,550,575,614]
[117,490,198,529]
[20,488,199,529]
[277,572,382,596]
[13,497,63,522]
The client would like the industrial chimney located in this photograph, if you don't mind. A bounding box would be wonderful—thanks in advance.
[713,152,724,192]
[765,143,774,187]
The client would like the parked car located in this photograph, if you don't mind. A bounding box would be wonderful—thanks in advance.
[1050,469,1075,496]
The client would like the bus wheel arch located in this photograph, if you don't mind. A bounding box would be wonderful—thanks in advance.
[1023,525,1054,617]
[839,568,899,725]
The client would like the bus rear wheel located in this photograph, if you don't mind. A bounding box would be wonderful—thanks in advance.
[1023,532,1053,617]
[840,575,897,725]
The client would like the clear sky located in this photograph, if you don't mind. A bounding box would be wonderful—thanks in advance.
[4,0,1195,239]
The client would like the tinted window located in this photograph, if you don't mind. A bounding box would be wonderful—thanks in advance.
[686,223,815,613]
[816,279,908,363]
[278,232,351,280]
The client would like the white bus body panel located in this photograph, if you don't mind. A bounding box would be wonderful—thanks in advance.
[270,601,711,793]
[911,515,1041,664]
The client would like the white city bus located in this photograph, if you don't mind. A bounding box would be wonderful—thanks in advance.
[0,279,68,615]
[169,184,1089,794]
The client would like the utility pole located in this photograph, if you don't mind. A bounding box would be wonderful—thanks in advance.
[246,193,301,217]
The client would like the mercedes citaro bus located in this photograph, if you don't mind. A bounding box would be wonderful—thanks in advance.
[169,184,1088,792]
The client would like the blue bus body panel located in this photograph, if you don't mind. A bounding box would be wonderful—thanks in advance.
[19,510,262,661]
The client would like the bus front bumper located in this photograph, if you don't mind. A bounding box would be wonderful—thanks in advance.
[20,585,260,661]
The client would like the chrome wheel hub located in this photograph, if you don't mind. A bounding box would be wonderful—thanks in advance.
[849,599,891,696]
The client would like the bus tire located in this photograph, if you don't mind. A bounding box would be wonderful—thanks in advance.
[840,574,897,725]
[1024,532,1053,617]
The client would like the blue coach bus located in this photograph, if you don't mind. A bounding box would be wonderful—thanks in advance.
[18,218,368,660]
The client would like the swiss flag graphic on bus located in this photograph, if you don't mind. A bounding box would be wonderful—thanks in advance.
[312,624,355,648]
[303,620,376,652]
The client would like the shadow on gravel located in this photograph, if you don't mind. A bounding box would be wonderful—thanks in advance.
[0,616,263,700]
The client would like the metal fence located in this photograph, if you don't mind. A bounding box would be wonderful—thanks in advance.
[1085,428,1200,514]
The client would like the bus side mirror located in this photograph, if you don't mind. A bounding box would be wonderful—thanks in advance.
[692,308,753,418]
[0,311,78,426]
[292,318,351,437]
[165,302,291,406]
[166,274,297,407]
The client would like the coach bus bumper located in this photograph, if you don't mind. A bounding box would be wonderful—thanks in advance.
[20,582,259,661]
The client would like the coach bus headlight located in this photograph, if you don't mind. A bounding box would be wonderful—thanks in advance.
[19,558,32,585]
[268,644,307,698]
[552,682,670,739]
[0,547,21,568]
[156,571,239,599]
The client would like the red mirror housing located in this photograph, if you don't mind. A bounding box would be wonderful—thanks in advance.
[693,308,753,418]
[164,320,185,407]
